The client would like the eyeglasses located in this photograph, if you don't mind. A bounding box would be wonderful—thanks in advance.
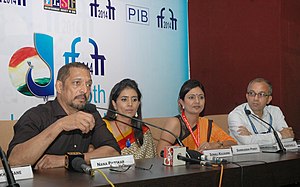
[109,165,132,172]
[108,164,153,172]
[247,91,270,98]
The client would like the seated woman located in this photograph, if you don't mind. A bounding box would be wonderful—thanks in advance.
[157,79,237,155]
[103,78,156,159]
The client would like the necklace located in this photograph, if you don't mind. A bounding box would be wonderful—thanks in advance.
[181,111,200,147]
[115,121,131,148]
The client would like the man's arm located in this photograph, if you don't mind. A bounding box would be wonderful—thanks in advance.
[228,111,277,145]
[84,145,120,164]
[33,145,120,169]
[9,111,95,166]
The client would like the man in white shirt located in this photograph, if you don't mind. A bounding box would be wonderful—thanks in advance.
[228,78,294,145]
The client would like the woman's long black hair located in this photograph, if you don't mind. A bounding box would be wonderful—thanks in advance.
[104,78,144,147]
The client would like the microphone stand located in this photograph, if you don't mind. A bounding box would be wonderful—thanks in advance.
[89,104,194,158]
[95,106,185,147]
[0,146,20,187]
[245,110,286,153]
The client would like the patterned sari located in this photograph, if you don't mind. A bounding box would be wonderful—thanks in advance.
[103,119,157,159]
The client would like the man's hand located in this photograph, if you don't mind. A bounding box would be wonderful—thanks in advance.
[280,127,294,139]
[58,111,95,133]
[34,154,65,170]
[237,126,252,136]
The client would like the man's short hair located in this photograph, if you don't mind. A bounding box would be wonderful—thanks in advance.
[57,62,90,83]
[247,78,273,95]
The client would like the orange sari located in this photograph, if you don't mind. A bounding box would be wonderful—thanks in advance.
[182,117,236,150]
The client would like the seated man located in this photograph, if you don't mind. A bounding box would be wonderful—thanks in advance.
[7,62,120,169]
[228,78,294,145]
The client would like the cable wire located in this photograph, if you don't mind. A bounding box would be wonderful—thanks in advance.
[218,164,224,187]
[92,169,115,187]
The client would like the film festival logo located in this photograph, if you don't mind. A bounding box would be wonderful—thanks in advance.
[8,33,55,100]
[44,0,76,14]
[157,7,177,30]
[63,37,107,76]
[0,0,26,6]
[89,0,116,20]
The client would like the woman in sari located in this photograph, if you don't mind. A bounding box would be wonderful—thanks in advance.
[157,79,237,155]
[103,78,156,159]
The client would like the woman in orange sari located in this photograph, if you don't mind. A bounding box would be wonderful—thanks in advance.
[157,79,237,155]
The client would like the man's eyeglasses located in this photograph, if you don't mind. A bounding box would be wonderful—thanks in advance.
[247,91,270,98]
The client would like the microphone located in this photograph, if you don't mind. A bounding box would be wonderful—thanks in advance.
[160,149,227,165]
[0,146,20,187]
[65,152,91,174]
[245,109,286,153]
[71,157,92,175]
[84,104,189,156]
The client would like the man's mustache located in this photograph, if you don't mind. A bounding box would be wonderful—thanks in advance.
[75,94,87,101]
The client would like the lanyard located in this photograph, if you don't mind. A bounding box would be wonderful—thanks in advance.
[244,106,272,134]
[181,111,200,147]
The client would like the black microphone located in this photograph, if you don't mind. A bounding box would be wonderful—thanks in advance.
[65,152,91,174]
[84,104,189,156]
[177,155,214,166]
[245,109,286,153]
[71,157,92,175]
[0,146,20,187]
[160,149,227,165]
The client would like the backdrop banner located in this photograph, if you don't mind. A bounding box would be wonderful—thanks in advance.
[0,0,189,120]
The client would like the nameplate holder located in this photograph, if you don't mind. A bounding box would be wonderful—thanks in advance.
[0,165,33,183]
[90,155,135,169]
[202,148,232,158]
[260,141,298,151]
[231,144,260,155]
[280,141,298,150]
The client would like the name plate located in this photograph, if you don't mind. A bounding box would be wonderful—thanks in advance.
[202,148,232,157]
[231,144,260,155]
[283,141,298,150]
[90,155,135,169]
[0,165,33,183]
[260,141,298,151]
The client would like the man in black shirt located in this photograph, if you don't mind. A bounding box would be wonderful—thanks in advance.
[8,62,120,169]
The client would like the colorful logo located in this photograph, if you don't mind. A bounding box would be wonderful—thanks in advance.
[8,33,55,99]
[157,7,177,30]
[44,0,76,14]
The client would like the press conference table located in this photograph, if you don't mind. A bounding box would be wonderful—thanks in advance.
[2,151,300,187]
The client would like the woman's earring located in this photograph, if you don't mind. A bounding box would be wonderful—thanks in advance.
[135,112,138,118]
[182,106,185,110]
[114,113,118,118]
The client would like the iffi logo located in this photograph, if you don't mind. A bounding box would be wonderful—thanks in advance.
[44,0,76,14]
[63,37,106,76]
[157,8,177,30]
[8,33,55,100]
[90,0,116,20]
[0,0,26,6]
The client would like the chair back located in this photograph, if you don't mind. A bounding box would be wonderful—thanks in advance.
[203,114,229,134]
